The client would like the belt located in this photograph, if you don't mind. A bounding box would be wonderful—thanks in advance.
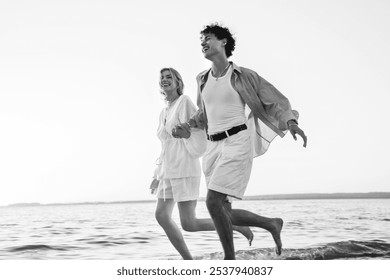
[207,124,247,142]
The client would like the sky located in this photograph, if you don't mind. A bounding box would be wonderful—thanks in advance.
[0,0,389,206]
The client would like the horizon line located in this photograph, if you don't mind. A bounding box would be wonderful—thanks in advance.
[3,191,390,207]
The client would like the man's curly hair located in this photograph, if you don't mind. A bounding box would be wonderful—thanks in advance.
[200,23,236,58]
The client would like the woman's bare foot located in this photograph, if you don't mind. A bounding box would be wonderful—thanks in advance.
[233,226,254,246]
[270,218,283,255]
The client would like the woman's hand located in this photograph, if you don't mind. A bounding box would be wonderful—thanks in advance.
[172,124,191,139]
[150,179,159,194]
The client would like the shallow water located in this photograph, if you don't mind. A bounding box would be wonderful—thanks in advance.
[1,199,389,260]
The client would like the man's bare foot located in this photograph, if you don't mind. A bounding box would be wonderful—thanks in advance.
[270,218,283,255]
[233,226,254,246]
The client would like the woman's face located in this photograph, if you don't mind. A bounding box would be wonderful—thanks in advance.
[160,70,177,94]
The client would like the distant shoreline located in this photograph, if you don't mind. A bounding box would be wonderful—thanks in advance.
[242,192,390,200]
[4,192,390,207]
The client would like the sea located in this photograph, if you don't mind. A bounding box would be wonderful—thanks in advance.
[1,199,389,260]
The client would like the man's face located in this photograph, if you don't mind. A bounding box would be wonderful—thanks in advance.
[200,33,226,59]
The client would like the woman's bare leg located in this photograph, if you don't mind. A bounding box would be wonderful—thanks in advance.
[155,198,192,259]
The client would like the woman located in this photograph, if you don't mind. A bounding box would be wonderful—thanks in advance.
[150,67,253,259]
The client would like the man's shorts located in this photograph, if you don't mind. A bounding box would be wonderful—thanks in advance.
[202,129,253,199]
[157,177,200,202]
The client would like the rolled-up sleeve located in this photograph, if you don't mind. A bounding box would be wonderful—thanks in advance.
[255,74,298,131]
[178,96,207,158]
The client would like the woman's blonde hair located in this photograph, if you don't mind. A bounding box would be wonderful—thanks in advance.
[159,67,184,96]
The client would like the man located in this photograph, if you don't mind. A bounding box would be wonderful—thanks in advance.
[172,23,307,260]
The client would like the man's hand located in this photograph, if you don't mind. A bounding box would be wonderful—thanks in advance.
[150,179,159,195]
[289,124,307,148]
[172,123,191,139]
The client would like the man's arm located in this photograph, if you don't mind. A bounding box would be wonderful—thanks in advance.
[244,68,307,147]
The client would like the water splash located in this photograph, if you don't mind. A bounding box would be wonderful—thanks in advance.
[196,240,390,260]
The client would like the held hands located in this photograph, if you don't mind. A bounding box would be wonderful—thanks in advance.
[150,179,159,195]
[288,123,307,148]
[172,123,191,139]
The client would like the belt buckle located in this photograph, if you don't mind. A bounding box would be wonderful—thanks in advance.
[209,134,214,141]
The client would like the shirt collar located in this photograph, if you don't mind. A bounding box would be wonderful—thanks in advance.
[200,61,242,82]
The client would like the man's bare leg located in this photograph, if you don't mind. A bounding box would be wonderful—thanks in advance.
[206,190,236,259]
[223,203,254,246]
[229,207,283,255]
[178,200,254,245]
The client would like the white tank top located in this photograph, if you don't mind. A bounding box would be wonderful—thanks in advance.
[202,65,246,134]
